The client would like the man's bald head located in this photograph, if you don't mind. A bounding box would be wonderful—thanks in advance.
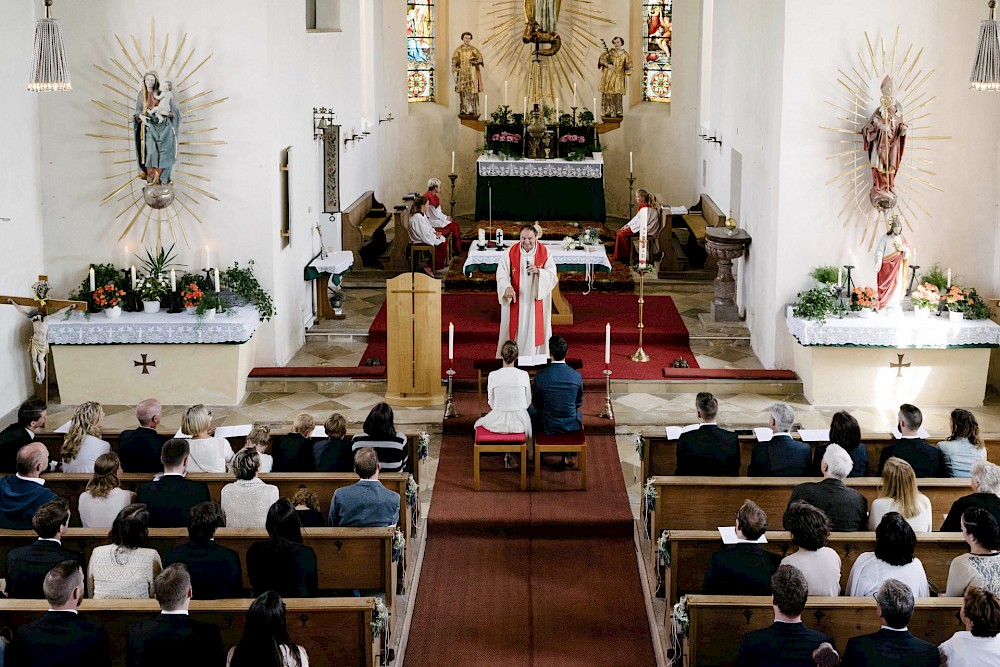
[16,442,48,477]
[136,398,162,427]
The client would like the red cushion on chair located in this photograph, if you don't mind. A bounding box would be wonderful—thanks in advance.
[475,427,526,444]
[535,431,585,446]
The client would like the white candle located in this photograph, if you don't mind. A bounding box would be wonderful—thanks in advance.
[837,267,843,287]
[593,97,597,114]
[170,269,176,292]
[123,245,129,267]
[639,210,648,269]
[451,151,456,174]
[946,268,952,288]
[213,268,220,292]
[605,323,611,365]
[483,94,488,116]
[504,80,508,106]
[523,96,528,116]
[89,268,95,292]
[201,245,211,270]
[573,82,577,107]
[629,152,634,174]
[130,265,136,289]
[478,228,485,243]
[448,322,454,360]
[555,98,559,121]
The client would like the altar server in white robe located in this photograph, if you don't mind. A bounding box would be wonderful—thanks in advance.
[408,195,448,276]
[612,189,661,262]
[497,224,558,359]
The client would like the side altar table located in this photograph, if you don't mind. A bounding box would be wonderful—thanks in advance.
[475,155,606,222]
[47,307,262,406]
[786,308,1000,407]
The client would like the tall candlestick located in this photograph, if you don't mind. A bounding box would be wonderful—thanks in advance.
[605,323,611,365]
[483,93,488,117]
[629,152,634,175]
[213,268,220,292]
[451,151,455,173]
[946,268,952,288]
[837,267,843,288]
[639,209,648,269]
[504,80,508,106]
[130,266,136,289]
[448,322,454,360]
[170,269,176,292]
[89,268,95,292]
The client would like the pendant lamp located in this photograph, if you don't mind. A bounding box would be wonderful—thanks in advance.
[970,0,1000,91]
[28,0,71,92]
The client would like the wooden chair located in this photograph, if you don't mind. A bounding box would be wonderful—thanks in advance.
[534,431,587,491]
[473,427,527,491]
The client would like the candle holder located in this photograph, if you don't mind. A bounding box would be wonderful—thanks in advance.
[570,106,578,126]
[215,290,226,314]
[627,174,636,220]
[448,173,458,220]
[443,368,459,419]
[907,265,921,296]
[598,368,614,419]
[167,290,182,314]
[631,271,650,363]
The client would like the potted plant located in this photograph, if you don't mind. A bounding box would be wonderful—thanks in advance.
[137,275,169,313]
[220,260,275,321]
[963,288,994,320]
[93,283,126,318]
[180,282,204,314]
[491,130,523,160]
[910,282,940,318]
[918,264,949,292]
[578,108,596,126]
[70,263,131,312]
[850,286,877,317]
[810,265,840,288]
[559,133,588,159]
[792,286,842,324]
[196,291,221,319]
[944,286,969,322]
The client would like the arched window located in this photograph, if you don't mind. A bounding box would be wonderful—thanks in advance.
[642,0,672,102]
[407,1,435,102]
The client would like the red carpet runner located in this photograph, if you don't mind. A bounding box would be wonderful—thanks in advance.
[404,393,657,666]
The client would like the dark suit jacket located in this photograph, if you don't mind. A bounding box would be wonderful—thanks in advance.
[271,433,316,472]
[676,425,741,476]
[0,475,57,530]
[296,507,326,527]
[329,479,400,527]
[0,424,32,473]
[941,492,1000,532]
[735,622,835,667]
[163,540,243,599]
[703,544,781,595]
[748,435,812,477]
[529,362,584,435]
[877,438,946,478]
[9,610,111,667]
[813,443,869,477]
[316,437,355,473]
[6,539,86,599]
[118,427,170,473]
[246,541,318,598]
[127,613,224,667]
[842,628,940,667]
[135,475,211,528]
[784,478,868,531]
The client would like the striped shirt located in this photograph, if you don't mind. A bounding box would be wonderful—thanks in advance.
[351,432,409,473]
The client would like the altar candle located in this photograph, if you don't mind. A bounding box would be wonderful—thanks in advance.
[947,268,952,288]
[123,245,129,267]
[478,228,485,244]
[170,269,176,292]
[483,94,488,116]
[555,98,559,121]
[639,210,648,269]
[451,151,455,174]
[89,268,95,292]
[629,152,634,175]
[837,267,843,287]
[573,82,577,107]
[130,265,136,289]
[593,97,597,114]
[504,80,508,106]
[448,322,454,360]
[523,96,528,116]
[213,268,220,292]
[605,324,611,365]
[201,245,211,270]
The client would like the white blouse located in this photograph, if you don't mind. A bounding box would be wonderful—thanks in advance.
[79,487,134,528]
[185,436,234,473]
[781,547,842,596]
[845,551,930,597]
[868,495,933,533]
[62,435,111,474]
[625,205,662,237]
[409,212,445,246]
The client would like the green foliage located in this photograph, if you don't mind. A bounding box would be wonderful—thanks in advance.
[793,286,843,324]
[558,113,573,127]
[179,272,212,293]
[565,146,592,162]
[578,108,596,125]
[69,263,131,313]
[919,263,949,292]
[510,112,525,126]
[196,291,221,316]
[137,275,169,301]
[810,265,840,285]
[221,260,275,321]
[490,105,512,125]
[136,243,183,277]
[964,288,994,320]
[541,104,554,122]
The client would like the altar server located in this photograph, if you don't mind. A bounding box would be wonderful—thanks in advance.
[497,224,558,360]
[425,178,462,253]
[408,195,449,276]
[612,189,661,263]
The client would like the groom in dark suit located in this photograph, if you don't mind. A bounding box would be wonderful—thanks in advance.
[136,439,212,528]
[842,578,940,666]
[676,392,741,476]
[877,403,946,478]
[528,336,583,435]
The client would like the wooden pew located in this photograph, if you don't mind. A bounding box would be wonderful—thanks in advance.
[686,595,962,666]
[660,194,724,274]
[0,597,379,667]
[664,530,967,608]
[341,191,391,266]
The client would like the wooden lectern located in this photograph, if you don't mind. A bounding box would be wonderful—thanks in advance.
[385,273,445,407]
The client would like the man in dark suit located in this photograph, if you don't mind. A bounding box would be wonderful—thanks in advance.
[676,392,741,476]
[941,459,1000,531]
[842,578,940,666]
[127,563,225,667]
[748,402,812,476]
[6,498,85,599]
[329,448,401,527]
[704,500,781,595]
[271,413,317,472]
[735,564,836,666]
[877,404,946,478]
[0,399,46,473]
[783,443,868,531]
[136,439,211,528]
[6,560,111,666]
[163,501,243,599]
[0,443,57,530]
[118,398,170,473]
[528,335,584,435]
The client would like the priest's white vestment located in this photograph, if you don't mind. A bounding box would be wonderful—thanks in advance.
[496,240,557,359]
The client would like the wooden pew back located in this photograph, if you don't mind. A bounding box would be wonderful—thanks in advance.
[341,190,389,265]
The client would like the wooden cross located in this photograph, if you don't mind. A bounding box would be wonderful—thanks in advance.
[0,275,87,313]
[133,353,156,375]
[890,353,911,378]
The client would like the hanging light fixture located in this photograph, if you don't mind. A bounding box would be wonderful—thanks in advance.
[971,0,1000,91]
[28,0,71,92]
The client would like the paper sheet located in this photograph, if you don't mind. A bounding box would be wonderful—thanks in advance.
[891,426,931,439]
[719,526,768,544]
[797,429,830,442]
[753,427,773,442]
[665,424,702,439]
[214,424,253,439]
[54,421,71,434]
[310,425,328,439]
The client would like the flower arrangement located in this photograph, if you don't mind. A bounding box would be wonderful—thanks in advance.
[561,236,576,251]
[944,285,970,312]
[180,283,204,309]
[963,288,994,320]
[672,596,690,637]
[392,528,405,563]
[372,599,389,638]
[136,275,169,301]
[93,283,125,309]
[850,286,877,311]
[492,131,521,143]
[792,286,844,324]
[417,431,430,460]
[911,282,940,310]
[31,280,50,307]
[195,291,221,317]
[657,530,671,567]
[579,228,600,246]
[405,474,418,509]
[559,134,587,144]
[643,477,659,514]
[634,433,645,460]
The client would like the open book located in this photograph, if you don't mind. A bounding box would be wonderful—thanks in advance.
[665,424,701,440]
[719,526,768,544]
[173,424,254,440]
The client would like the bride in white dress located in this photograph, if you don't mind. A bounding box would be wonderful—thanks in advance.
[475,340,533,456]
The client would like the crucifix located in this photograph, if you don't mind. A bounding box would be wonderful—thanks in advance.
[890,353,911,378]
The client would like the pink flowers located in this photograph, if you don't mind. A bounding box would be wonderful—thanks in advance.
[559,134,586,144]
[911,283,940,309]
[492,132,521,143]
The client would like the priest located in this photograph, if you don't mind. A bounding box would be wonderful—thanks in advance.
[497,224,558,360]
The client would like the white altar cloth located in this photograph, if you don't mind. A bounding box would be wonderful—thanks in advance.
[476,155,604,179]
[308,250,354,277]
[47,306,262,345]
[463,240,611,277]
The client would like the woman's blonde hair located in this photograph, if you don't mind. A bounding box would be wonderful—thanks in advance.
[880,457,921,519]
[62,402,104,464]
[231,446,261,481]
[293,484,321,513]
[636,188,660,209]
[293,413,315,436]
[86,451,121,498]
[182,404,212,437]
[247,425,271,453]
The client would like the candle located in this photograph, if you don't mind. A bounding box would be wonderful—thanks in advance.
[201,245,211,270]
[523,96,527,117]
[555,97,559,121]
[89,268,95,292]
[837,267,843,287]
[170,269,176,292]
[946,268,952,288]
[130,265,136,289]
[573,82,577,107]
[483,93,488,116]
[451,151,455,174]
[478,228,486,243]
[448,322,454,360]
[605,323,611,365]
[629,152,634,174]
[639,209,648,269]
[504,80,508,106]
[213,268,220,292]
[593,97,597,114]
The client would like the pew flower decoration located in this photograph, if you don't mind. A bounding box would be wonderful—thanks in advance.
[850,286,877,311]
[93,284,126,309]
[372,599,389,638]
[672,596,690,638]
[417,431,430,460]
[643,477,659,515]
[911,282,940,310]
[634,432,645,460]
[392,528,406,563]
[31,280,51,307]
[657,530,671,567]
[405,474,418,510]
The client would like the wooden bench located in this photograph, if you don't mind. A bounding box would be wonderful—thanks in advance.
[0,597,379,667]
[685,595,962,666]
[342,191,391,267]
[660,194,725,275]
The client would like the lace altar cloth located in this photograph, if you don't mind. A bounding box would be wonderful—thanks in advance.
[786,309,1000,348]
[47,306,262,345]
[476,155,604,179]
[463,241,611,277]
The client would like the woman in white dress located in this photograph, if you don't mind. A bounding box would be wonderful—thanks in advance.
[846,511,929,597]
[87,503,162,599]
[780,500,842,596]
[221,447,280,528]
[181,404,234,473]
[408,195,448,276]
[474,340,532,459]
[868,456,933,532]
[227,591,310,667]
[61,402,111,473]
[79,452,134,528]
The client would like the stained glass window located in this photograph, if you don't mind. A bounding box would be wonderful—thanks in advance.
[407,1,435,102]
[642,0,672,102]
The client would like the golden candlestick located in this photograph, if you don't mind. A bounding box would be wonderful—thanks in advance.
[630,269,650,362]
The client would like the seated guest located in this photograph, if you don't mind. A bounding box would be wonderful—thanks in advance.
[0,398,46,473]
[88,503,162,598]
[181,404,233,473]
[812,411,868,477]
[528,335,584,438]
[315,413,352,472]
[6,560,111,666]
[247,425,274,473]
[0,442,57,529]
[938,586,1000,665]
[734,564,835,666]
[227,591,310,667]
[475,339,533,459]
[61,401,111,473]
[878,403,946,477]
[408,195,448,276]
[748,403,812,477]
[939,408,987,478]
[424,177,462,254]
[164,501,243,600]
[272,413,317,472]
[868,457,933,533]
[842,578,940,667]
[221,447,280,527]
[246,498,318,598]
[942,460,1000,531]
[784,443,868,531]
[781,501,841,597]
[704,499,781,595]
[137,439,212,528]
[675,392,740,476]
[612,188,661,263]
[6,498,84,599]
[846,511,929,597]
[127,563,225,667]
[945,507,1000,597]
[293,485,326,528]
[352,403,409,474]
[79,451,134,528]
[329,448,400,528]
[118,398,170,473]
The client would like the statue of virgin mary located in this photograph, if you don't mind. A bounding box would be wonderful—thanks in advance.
[524,0,561,36]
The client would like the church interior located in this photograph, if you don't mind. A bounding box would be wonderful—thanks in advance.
[2,0,1000,664]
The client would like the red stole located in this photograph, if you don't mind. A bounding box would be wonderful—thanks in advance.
[508,242,549,347]
[425,191,441,208]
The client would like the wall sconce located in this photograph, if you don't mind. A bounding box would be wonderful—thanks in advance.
[28,0,71,92]
[970,1,1000,91]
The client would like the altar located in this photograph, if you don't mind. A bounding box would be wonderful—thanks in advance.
[48,307,262,406]
[475,155,606,222]
[786,308,1000,407]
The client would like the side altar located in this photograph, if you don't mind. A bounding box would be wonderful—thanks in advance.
[786,309,1000,407]
[48,307,262,406]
